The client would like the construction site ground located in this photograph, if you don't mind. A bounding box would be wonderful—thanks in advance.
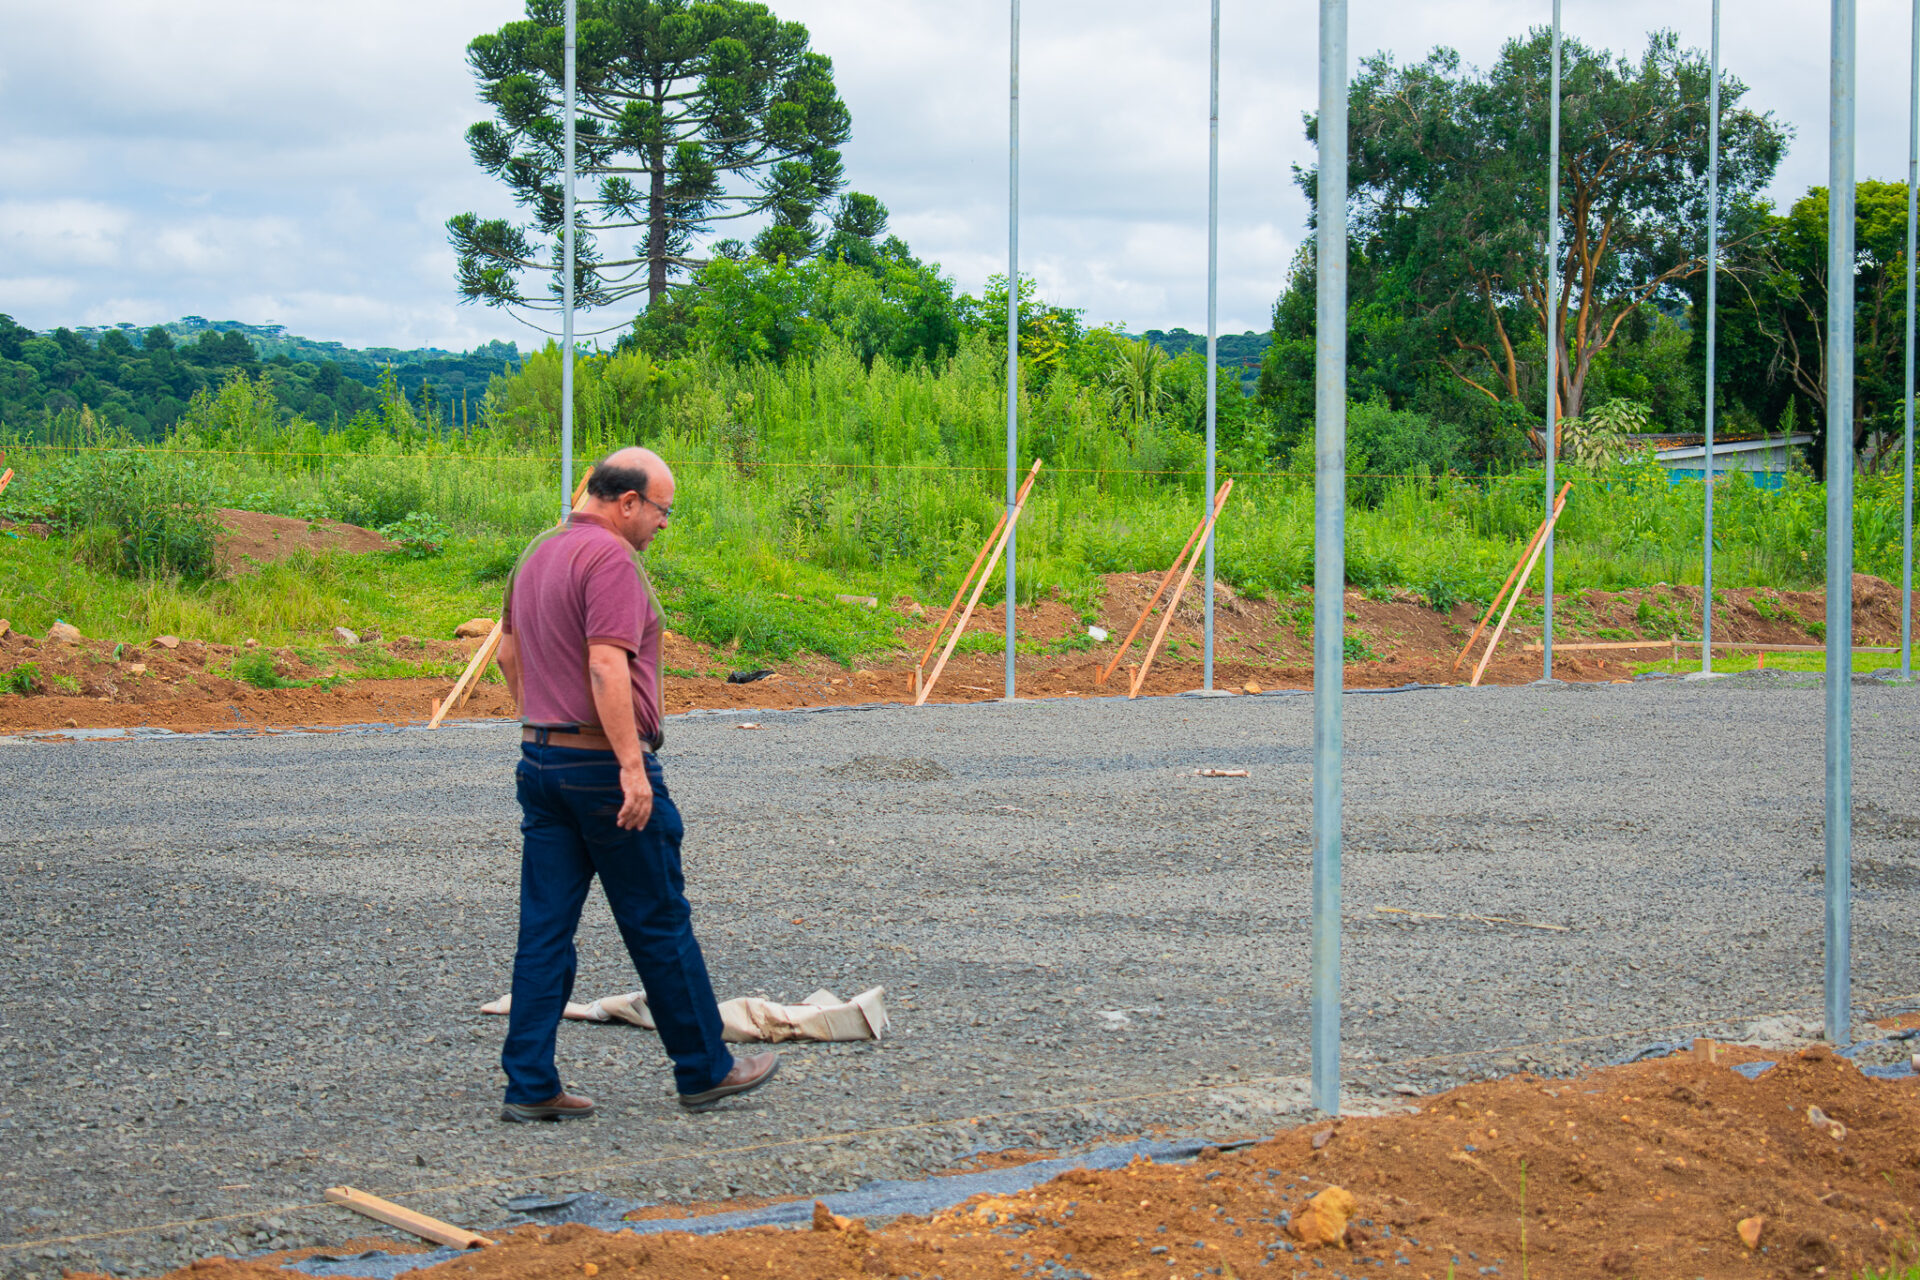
[3,680,1917,1279]
[0,565,1908,736]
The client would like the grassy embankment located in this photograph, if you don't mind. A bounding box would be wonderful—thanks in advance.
[2,337,1911,667]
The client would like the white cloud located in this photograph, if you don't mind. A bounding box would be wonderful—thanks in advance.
[1,0,1914,346]
[0,199,132,268]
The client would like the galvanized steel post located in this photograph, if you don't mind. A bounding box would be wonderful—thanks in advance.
[1905,0,1918,680]
[1203,0,1220,691]
[1310,0,1348,1119]
[1825,0,1856,1044]
[561,0,577,521]
[1703,0,1720,673]
[1005,0,1020,701]
[1542,0,1561,680]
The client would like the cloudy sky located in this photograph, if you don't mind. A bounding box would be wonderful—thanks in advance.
[1,0,1915,352]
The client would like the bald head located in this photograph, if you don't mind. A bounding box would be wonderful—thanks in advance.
[579,447,676,551]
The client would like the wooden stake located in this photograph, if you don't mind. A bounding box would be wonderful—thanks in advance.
[428,467,595,727]
[1097,480,1229,686]
[1129,480,1234,698]
[917,458,1043,679]
[1453,482,1571,672]
[0,467,13,498]
[915,461,1045,706]
[1471,491,1570,687]
[323,1186,491,1250]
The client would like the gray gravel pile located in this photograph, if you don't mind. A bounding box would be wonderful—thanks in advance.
[1,676,1916,1279]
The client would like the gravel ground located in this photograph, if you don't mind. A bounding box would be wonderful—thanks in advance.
[1,674,1916,1278]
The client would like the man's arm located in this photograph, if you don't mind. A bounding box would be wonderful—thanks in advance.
[498,631,523,710]
[587,643,652,831]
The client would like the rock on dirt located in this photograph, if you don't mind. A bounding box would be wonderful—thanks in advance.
[46,621,81,643]
[150,635,180,649]
[454,618,496,639]
[331,627,359,646]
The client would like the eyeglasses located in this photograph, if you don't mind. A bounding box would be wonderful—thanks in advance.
[637,494,673,520]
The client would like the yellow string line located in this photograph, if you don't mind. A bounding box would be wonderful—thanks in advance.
[0,442,1516,483]
[6,987,1913,1256]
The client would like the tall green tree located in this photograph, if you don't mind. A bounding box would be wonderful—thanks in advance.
[1740,181,1915,471]
[1305,28,1785,455]
[449,0,855,317]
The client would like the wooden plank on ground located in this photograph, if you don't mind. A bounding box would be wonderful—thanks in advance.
[915,461,1044,707]
[1097,480,1228,686]
[1470,488,1569,687]
[323,1186,491,1250]
[1453,481,1570,672]
[916,458,1043,684]
[1524,640,1899,654]
[1129,480,1233,698]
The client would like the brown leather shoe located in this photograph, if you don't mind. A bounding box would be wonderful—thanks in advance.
[500,1090,596,1123]
[678,1052,779,1112]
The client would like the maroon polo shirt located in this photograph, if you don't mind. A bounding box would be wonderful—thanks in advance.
[501,512,663,748]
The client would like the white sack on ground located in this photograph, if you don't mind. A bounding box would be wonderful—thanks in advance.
[478,986,887,1043]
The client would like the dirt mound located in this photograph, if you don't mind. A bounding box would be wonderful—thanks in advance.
[0,577,1903,736]
[216,509,392,574]
[99,1045,1920,1280]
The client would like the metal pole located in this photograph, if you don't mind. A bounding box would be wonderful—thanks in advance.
[1825,0,1856,1045]
[1904,0,1917,680]
[1203,0,1220,691]
[1542,0,1561,680]
[1005,0,1020,701]
[1703,0,1720,674]
[560,0,577,522]
[1310,0,1348,1119]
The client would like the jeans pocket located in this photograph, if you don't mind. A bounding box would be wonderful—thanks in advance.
[557,780,625,819]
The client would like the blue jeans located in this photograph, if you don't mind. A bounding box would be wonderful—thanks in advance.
[503,745,734,1103]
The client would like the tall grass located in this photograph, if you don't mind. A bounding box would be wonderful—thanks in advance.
[2,334,1910,657]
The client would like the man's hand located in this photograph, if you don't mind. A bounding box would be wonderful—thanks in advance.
[617,759,654,831]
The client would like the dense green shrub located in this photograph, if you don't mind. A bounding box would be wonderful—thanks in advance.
[28,449,221,579]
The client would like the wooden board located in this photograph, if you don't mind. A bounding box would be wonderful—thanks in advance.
[323,1186,491,1250]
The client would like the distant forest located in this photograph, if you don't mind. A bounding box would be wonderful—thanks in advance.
[1136,329,1269,394]
[0,315,520,441]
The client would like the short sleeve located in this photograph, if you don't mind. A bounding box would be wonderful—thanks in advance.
[580,541,644,653]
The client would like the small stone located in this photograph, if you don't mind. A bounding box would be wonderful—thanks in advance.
[47,621,82,643]
[331,627,359,646]
[1242,681,1263,694]
[1737,1215,1765,1249]
[244,638,260,648]
[1806,1105,1847,1141]
[835,594,878,608]
[151,635,181,649]
[128,663,148,676]
[453,618,495,640]
[1289,1186,1355,1247]
[1087,625,1110,642]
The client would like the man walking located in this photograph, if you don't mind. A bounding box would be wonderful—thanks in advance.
[494,446,777,1121]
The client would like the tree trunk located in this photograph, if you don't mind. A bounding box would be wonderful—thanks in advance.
[647,143,668,306]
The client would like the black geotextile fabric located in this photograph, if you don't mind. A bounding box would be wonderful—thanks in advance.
[284,1138,1215,1279]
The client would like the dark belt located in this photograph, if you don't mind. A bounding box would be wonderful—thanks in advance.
[523,725,612,749]
[522,725,661,752]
